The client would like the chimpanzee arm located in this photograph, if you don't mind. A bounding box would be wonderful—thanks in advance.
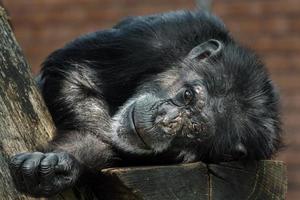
[9,25,169,196]
[9,62,120,197]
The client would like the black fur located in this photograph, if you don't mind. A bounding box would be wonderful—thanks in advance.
[9,10,281,197]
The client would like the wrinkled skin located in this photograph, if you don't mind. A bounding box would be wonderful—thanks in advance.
[9,11,281,197]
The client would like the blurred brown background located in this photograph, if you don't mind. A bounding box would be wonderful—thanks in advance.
[1,0,299,199]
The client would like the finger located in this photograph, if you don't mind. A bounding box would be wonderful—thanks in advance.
[9,153,33,192]
[21,152,45,189]
[10,153,32,170]
[39,153,58,179]
[54,153,73,174]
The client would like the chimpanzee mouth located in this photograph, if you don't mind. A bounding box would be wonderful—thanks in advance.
[128,103,151,149]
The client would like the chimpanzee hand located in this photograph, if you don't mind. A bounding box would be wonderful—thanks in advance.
[9,152,81,197]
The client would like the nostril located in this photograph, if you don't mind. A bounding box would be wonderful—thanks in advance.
[155,104,181,128]
[157,109,166,117]
[155,107,169,125]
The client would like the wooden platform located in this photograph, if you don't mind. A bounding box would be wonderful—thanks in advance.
[57,160,287,200]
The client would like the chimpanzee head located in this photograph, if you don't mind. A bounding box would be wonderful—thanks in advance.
[108,11,281,164]
[111,38,281,164]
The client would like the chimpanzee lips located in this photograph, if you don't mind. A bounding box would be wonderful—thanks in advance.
[128,103,151,149]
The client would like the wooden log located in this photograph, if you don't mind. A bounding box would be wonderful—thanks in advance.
[0,6,52,200]
[0,6,92,200]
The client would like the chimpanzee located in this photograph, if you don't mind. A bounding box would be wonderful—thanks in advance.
[9,10,281,197]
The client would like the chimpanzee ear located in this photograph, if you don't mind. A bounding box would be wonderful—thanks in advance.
[187,39,223,60]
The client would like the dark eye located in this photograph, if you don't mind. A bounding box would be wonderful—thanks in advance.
[172,88,195,106]
[183,89,194,105]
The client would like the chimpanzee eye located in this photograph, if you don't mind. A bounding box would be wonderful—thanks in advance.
[172,88,195,106]
[183,89,194,105]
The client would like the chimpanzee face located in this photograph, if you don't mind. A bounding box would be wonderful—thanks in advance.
[131,72,213,156]
[112,39,281,163]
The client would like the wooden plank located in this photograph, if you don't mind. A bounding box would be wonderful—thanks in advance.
[101,162,209,200]
[98,161,287,200]
[209,161,287,200]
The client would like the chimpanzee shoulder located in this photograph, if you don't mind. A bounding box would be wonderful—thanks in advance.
[40,11,233,115]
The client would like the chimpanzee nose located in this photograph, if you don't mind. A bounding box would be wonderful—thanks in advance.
[155,103,183,133]
[188,39,223,60]
[232,143,248,160]
[156,103,180,125]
